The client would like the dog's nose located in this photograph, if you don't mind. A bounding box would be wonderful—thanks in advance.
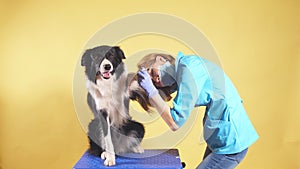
[104,64,111,71]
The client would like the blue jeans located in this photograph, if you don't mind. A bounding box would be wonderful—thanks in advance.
[196,147,248,169]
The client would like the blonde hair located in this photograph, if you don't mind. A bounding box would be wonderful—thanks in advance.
[137,53,175,69]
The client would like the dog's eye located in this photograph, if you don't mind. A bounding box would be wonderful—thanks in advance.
[96,71,101,76]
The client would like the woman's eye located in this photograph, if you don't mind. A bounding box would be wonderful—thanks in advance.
[151,70,155,76]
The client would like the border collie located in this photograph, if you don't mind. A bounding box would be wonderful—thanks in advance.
[81,45,145,166]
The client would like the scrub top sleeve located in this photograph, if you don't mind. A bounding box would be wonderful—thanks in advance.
[171,63,202,127]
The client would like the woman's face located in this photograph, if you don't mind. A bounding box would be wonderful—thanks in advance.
[147,56,167,87]
[147,67,162,87]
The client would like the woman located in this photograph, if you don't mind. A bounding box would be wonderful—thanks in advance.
[137,52,259,169]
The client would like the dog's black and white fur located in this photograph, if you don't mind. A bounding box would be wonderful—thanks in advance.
[81,46,145,166]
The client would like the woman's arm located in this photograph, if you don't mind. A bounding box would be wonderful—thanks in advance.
[138,69,179,131]
[149,93,179,131]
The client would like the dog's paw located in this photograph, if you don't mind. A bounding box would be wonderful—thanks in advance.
[132,145,144,154]
[101,151,116,166]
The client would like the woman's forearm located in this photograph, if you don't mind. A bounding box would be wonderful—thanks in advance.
[149,94,179,131]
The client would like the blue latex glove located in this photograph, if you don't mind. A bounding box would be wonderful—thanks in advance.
[138,69,158,98]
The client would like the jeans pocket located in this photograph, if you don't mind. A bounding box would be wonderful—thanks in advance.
[225,148,248,164]
[224,153,239,163]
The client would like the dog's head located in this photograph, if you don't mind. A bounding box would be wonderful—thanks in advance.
[81,46,126,82]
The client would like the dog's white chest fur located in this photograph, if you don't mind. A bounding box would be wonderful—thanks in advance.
[86,70,129,127]
[94,78,113,110]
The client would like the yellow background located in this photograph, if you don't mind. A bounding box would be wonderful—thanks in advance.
[1,1,299,169]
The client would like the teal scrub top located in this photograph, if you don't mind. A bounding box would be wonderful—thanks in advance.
[170,52,259,154]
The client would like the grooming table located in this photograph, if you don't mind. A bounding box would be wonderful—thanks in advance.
[73,149,184,169]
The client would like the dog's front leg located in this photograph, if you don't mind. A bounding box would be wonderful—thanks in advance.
[101,117,116,166]
[85,76,103,98]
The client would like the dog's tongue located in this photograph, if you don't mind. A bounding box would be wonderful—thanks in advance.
[103,72,110,78]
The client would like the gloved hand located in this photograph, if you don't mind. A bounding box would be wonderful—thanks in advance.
[138,69,158,98]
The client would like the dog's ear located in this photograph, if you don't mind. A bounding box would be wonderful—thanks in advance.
[81,49,92,66]
[112,46,126,60]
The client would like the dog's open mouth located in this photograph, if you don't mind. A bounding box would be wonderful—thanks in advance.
[102,71,111,79]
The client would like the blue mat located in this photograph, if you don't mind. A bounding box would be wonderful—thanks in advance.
[73,149,183,169]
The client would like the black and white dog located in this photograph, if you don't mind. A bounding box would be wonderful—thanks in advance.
[81,46,145,166]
